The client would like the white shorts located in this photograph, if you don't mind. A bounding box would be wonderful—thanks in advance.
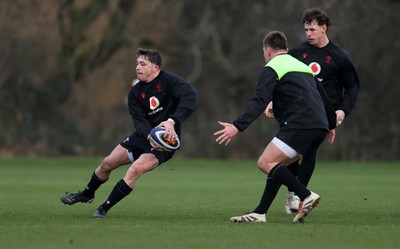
[271,137,299,159]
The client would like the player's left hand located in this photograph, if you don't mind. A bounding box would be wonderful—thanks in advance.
[336,110,345,126]
[147,135,164,151]
[214,121,238,146]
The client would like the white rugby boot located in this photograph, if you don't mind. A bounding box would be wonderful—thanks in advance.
[284,191,300,214]
[293,192,320,223]
[230,212,266,223]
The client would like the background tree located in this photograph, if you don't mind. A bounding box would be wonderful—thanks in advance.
[0,0,399,160]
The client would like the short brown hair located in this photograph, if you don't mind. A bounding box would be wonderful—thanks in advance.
[136,48,162,67]
[302,8,331,29]
[262,31,288,50]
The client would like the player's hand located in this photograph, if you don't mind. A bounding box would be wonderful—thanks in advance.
[147,135,164,151]
[264,101,274,118]
[214,121,238,146]
[327,129,336,144]
[336,110,345,126]
[157,120,176,141]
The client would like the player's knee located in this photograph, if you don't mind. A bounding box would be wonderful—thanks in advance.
[257,159,272,174]
[125,165,145,181]
[123,166,145,188]
[99,156,116,172]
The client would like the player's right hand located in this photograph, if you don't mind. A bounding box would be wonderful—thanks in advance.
[327,129,336,144]
[264,101,274,118]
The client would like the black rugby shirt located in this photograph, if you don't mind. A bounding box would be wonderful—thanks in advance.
[233,54,336,132]
[289,42,360,116]
[128,71,198,139]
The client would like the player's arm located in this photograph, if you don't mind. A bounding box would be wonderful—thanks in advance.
[168,74,199,127]
[316,79,336,130]
[233,68,275,131]
[338,54,360,117]
[316,80,337,144]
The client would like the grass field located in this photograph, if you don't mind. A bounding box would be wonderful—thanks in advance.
[0,157,399,249]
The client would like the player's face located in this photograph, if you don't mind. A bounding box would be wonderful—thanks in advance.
[304,20,327,48]
[136,56,158,82]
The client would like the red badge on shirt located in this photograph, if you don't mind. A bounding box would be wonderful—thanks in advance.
[149,96,160,110]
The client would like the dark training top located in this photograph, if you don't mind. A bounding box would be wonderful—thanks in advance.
[289,41,360,116]
[127,71,198,147]
[233,54,336,132]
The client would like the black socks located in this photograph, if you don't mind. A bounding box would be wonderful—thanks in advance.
[271,164,310,200]
[253,176,282,214]
[82,172,107,198]
[100,179,133,212]
[287,160,300,177]
[297,153,317,187]
[287,160,300,192]
[253,163,312,215]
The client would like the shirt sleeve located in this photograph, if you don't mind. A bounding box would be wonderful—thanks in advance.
[337,54,360,116]
[233,68,276,132]
[316,79,337,130]
[168,74,199,127]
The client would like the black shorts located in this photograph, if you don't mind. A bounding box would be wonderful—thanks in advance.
[275,128,327,156]
[120,133,175,166]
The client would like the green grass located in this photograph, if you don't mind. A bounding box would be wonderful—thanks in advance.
[0,157,399,249]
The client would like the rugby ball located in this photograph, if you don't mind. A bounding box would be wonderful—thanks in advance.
[149,127,180,152]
